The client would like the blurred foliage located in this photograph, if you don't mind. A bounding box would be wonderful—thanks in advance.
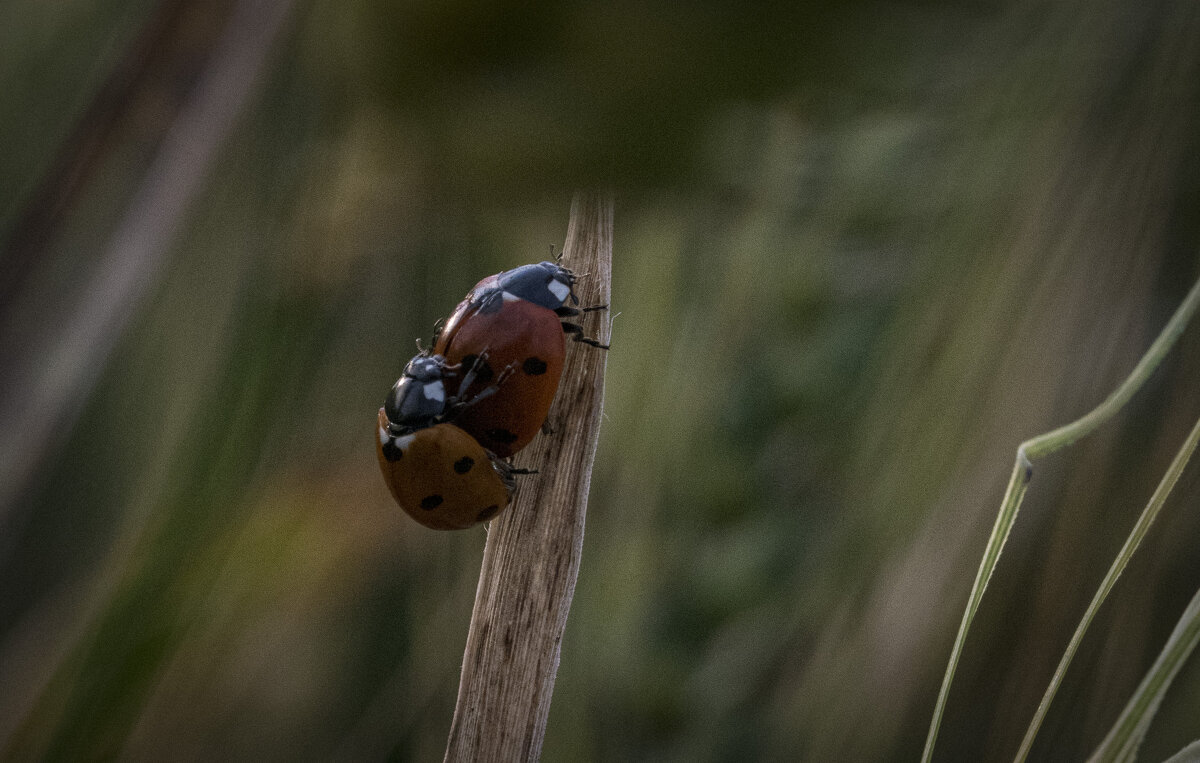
[2,0,1200,761]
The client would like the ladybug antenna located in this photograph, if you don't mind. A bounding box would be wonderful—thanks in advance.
[414,337,425,353]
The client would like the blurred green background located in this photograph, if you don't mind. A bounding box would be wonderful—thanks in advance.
[2,0,1200,760]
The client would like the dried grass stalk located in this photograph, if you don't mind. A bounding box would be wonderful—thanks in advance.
[444,192,613,762]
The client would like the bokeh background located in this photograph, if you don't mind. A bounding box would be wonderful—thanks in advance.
[3,0,1200,760]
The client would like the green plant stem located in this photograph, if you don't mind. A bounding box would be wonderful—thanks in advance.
[921,275,1200,763]
[1087,583,1200,763]
[1015,413,1200,762]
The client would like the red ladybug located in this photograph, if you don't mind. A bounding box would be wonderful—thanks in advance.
[376,353,516,530]
[432,261,606,457]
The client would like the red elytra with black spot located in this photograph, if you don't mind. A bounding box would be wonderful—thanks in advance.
[433,279,566,458]
[375,408,513,530]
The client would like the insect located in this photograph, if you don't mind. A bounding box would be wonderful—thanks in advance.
[376,352,520,530]
[431,260,607,457]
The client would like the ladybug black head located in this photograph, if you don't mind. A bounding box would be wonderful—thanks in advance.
[384,353,450,432]
[498,261,577,310]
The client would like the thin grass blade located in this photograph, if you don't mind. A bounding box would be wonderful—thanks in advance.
[1015,414,1200,761]
[921,275,1200,763]
[1087,584,1200,763]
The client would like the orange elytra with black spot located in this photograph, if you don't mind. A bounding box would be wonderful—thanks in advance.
[376,410,511,530]
[433,261,607,457]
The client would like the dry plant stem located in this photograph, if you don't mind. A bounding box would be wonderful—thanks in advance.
[1087,581,1200,763]
[1162,740,1200,763]
[1015,413,1200,762]
[921,274,1200,763]
[444,192,613,762]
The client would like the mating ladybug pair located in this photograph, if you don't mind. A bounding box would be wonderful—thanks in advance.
[376,261,607,530]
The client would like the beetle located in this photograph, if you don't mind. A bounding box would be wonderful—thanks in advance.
[376,352,521,530]
[431,260,606,457]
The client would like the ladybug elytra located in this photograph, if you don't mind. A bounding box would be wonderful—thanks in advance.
[432,261,606,457]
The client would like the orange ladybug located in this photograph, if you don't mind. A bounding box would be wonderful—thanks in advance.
[376,353,516,530]
[432,261,606,457]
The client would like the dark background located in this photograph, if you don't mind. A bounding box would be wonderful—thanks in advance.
[2,0,1200,760]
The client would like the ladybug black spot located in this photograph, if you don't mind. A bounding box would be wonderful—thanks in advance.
[454,456,475,474]
[522,356,548,375]
[487,428,519,444]
[461,354,494,384]
[382,440,403,462]
[420,494,444,510]
[477,504,500,522]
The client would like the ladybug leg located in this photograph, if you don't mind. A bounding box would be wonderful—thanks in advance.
[446,349,510,405]
[441,350,489,414]
[429,316,446,348]
[492,360,518,387]
[454,348,500,396]
[561,321,610,349]
[451,359,518,413]
[509,467,539,475]
[555,304,608,317]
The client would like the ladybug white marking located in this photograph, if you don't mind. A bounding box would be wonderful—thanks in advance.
[502,291,521,302]
[547,278,570,303]
[379,426,389,445]
[394,433,415,452]
[423,380,445,402]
